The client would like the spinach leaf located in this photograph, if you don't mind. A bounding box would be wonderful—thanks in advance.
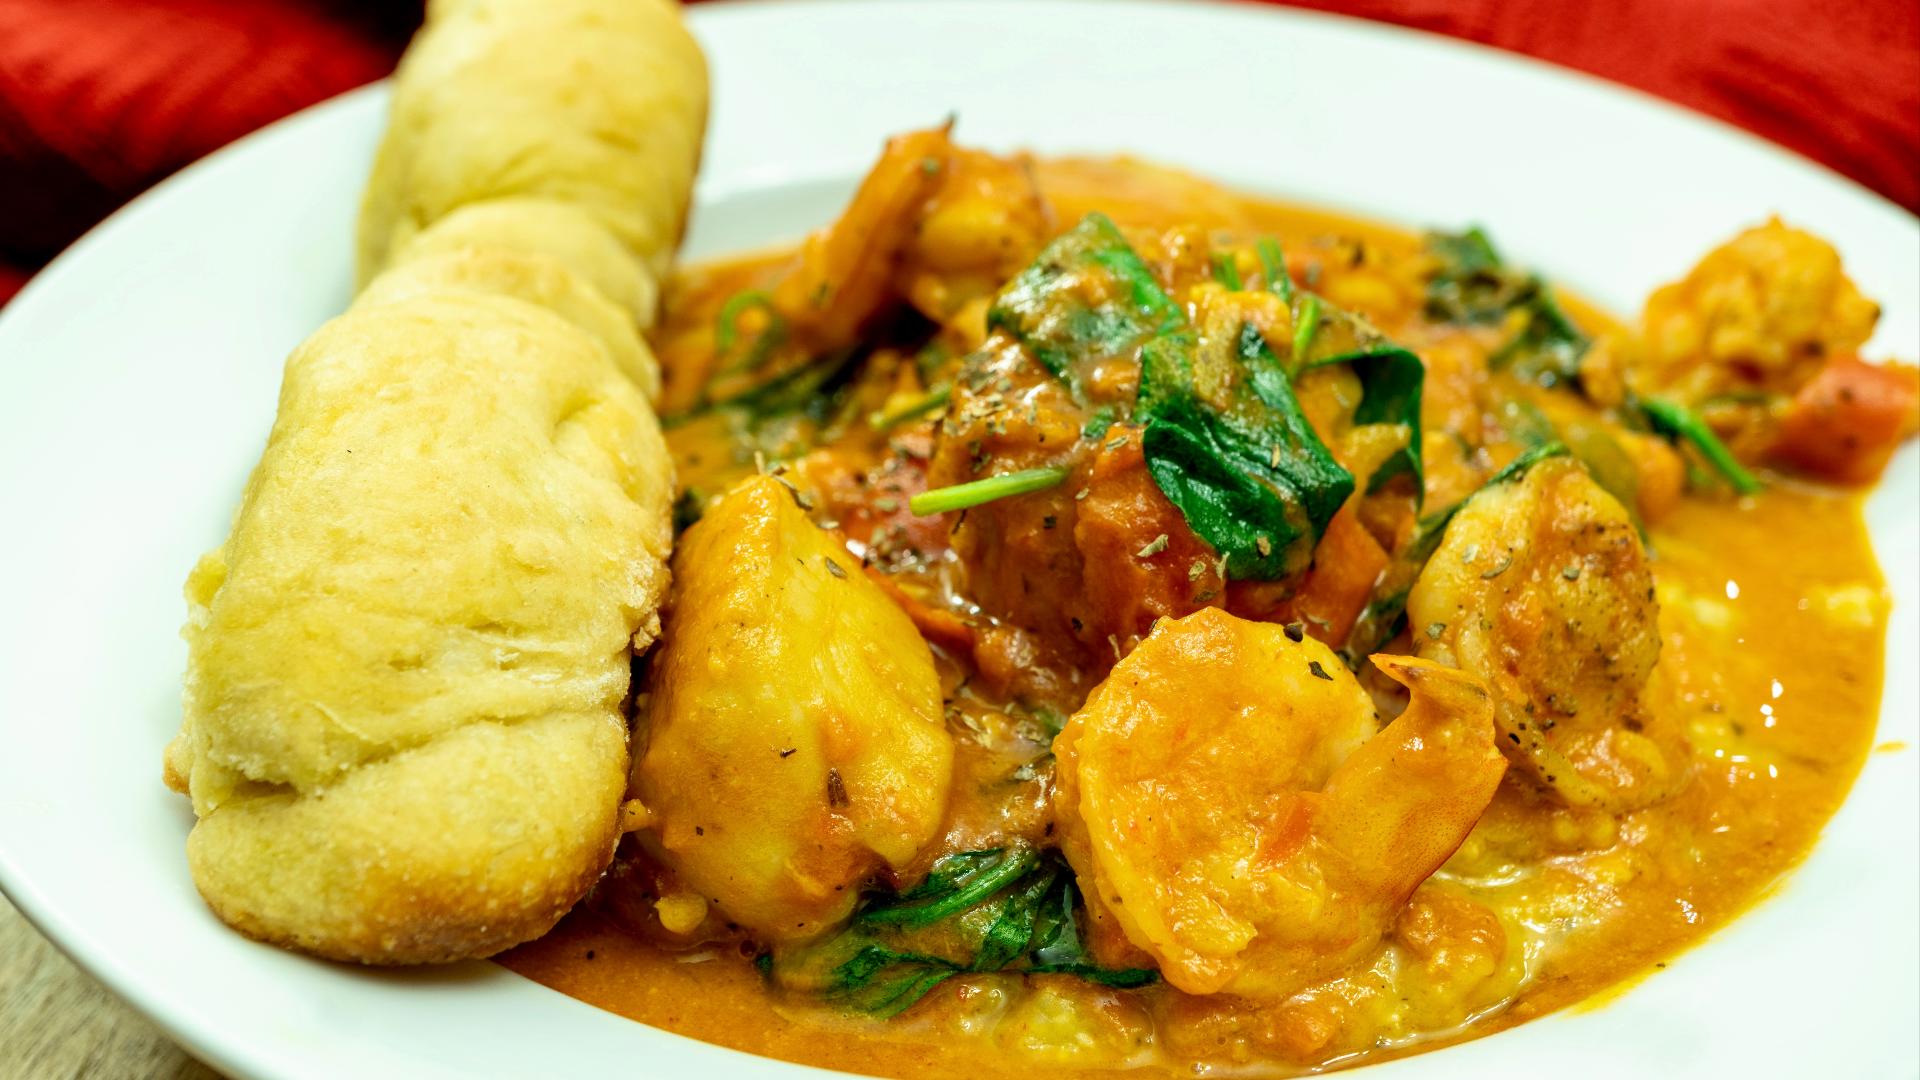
[1022,871,1157,988]
[1423,226,1520,324]
[1289,296,1426,500]
[1423,226,1590,388]
[761,848,1157,1018]
[1341,441,1570,665]
[858,846,1039,929]
[1140,324,1354,580]
[665,345,862,427]
[1492,290,1590,388]
[987,212,1186,403]
[1346,347,1426,498]
[825,945,962,1017]
[988,213,1429,581]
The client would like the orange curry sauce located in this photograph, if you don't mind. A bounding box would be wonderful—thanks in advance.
[502,160,1889,1077]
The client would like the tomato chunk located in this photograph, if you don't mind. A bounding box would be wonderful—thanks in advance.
[1772,354,1920,484]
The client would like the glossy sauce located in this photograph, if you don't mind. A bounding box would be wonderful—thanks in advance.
[501,172,1889,1076]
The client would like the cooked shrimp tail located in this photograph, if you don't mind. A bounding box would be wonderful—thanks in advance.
[1317,656,1507,883]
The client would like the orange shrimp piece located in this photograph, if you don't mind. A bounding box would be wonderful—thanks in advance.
[1052,608,1505,999]
[773,127,956,350]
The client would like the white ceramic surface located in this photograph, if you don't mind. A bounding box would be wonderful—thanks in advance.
[0,1,1913,1077]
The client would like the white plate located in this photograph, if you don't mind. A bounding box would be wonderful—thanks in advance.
[0,1,1913,1077]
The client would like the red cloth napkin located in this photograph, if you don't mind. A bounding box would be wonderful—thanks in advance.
[1,0,1915,307]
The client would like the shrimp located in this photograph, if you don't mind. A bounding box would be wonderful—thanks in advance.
[771,126,1052,352]
[1637,218,1879,405]
[1407,456,1690,812]
[1052,608,1505,999]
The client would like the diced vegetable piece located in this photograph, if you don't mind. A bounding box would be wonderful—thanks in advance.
[1291,504,1392,644]
[1771,354,1920,484]
[633,477,955,941]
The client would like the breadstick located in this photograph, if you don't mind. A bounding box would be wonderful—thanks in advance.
[165,0,704,963]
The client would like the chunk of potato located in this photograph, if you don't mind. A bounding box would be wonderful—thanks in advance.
[632,476,954,941]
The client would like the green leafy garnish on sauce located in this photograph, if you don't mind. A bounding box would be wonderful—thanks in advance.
[987,214,1432,582]
[713,290,787,376]
[986,213,1187,402]
[1256,236,1295,302]
[1140,324,1353,580]
[1423,226,1590,388]
[760,847,1156,1018]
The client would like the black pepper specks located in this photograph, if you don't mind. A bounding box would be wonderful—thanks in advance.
[1308,660,1333,681]
[826,768,849,808]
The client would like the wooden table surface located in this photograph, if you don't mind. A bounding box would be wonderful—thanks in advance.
[0,892,219,1080]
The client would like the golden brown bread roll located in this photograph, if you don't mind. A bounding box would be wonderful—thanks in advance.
[356,0,707,335]
[386,198,662,332]
[164,290,672,963]
[356,246,662,399]
[168,0,703,965]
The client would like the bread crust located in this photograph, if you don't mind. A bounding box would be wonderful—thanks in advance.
[355,0,708,325]
[167,293,672,963]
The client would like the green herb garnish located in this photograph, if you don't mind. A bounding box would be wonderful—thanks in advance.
[713,290,787,376]
[868,386,951,430]
[667,346,862,427]
[909,467,1069,515]
[1641,397,1761,495]
[1257,237,1294,302]
[1211,251,1243,291]
[1290,294,1323,361]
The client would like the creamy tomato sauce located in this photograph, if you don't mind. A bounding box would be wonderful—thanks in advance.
[500,158,1893,1076]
